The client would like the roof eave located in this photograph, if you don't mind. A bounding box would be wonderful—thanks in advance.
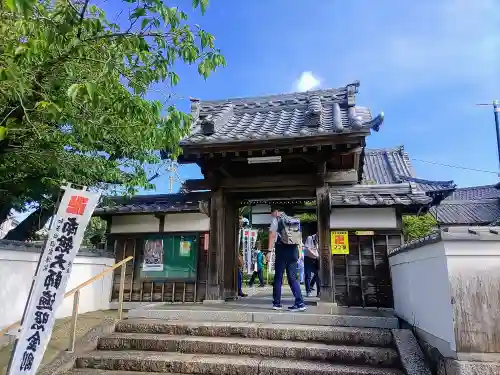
[179,131,371,153]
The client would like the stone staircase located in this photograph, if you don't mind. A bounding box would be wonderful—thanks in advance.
[63,316,411,375]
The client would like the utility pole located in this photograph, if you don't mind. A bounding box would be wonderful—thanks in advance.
[476,101,500,176]
[166,160,184,193]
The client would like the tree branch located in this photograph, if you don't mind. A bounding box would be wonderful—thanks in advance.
[76,0,91,38]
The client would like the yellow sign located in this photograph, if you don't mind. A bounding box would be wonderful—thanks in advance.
[331,231,349,255]
[355,231,374,236]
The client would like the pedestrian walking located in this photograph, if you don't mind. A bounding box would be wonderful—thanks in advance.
[248,242,265,287]
[268,208,306,311]
[304,233,321,297]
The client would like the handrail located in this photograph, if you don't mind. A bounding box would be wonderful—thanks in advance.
[0,256,134,340]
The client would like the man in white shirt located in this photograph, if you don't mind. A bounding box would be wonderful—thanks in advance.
[268,208,306,311]
[304,233,320,297]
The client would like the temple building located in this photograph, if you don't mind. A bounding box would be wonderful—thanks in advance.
[94,82,456,309]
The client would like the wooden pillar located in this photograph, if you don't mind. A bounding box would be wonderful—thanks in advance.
[207,189,225,300]
[316,186,334,302]
[222,195,238,299]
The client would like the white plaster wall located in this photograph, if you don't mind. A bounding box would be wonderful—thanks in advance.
[389,242,456,353]
[330,207,398,229]
[110,214,159,233]
[163,212,210,232]
[444,240,500,353]
[0,249,114,329]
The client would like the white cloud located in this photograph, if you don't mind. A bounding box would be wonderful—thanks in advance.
[294,71,321,92]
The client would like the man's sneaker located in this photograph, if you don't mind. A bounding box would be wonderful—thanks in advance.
[306,292,311,297]
[238,293,248,298]
[272,304,283,310]
[288,304,307,312]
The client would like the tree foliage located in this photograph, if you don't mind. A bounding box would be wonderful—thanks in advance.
[82,216,107,247]
[0,0,224,238]
[402,214,438,241]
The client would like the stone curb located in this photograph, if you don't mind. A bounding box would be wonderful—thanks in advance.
[438,358,500,375]
[392,329,432,375]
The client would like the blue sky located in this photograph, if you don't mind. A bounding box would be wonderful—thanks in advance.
[142,0,499,194]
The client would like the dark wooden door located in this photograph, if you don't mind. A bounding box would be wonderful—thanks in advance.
[333,232,401,308]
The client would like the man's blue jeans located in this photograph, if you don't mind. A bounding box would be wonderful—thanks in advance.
[238,269,243,295]
[272,244,304,306]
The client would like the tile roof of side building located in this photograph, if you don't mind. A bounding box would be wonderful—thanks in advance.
[362,146,456,193]
[431,200,500,226]
[430,183,500,226]
[180,81,384,146]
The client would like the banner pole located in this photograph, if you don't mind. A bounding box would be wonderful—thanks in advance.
[6,187,65,374]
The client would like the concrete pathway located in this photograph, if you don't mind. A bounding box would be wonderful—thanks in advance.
[0,310,120,374]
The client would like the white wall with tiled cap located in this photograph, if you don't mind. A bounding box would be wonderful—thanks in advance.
[389,240,456,357]
[110,214,159,233]
[329,207,398,229]
[163,213,210,232]
[0,248,114,330]
[389,226,500,359]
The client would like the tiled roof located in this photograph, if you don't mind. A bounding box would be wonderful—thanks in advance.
[430,200,500,225]
[444,183,500,201]
[94,192,210,216]
[430,183,500,225]
[363,146,414,184]
[330,183,432,207]
[181,82,384,146]
[362,146,456,202]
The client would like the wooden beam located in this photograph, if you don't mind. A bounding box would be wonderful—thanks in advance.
[220,174,316,190]
[233,189,315,201]
[316,186,334,303]
[326,169,358,184]
[184,179,211,191]
[207,190,224,300]
[316,161,326,186]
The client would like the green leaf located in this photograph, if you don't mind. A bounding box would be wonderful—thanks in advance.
[85,82,97,101]
[67,83,80,102]
[141,17,151,30]
[168,71,180,86]
[131,7,146,19]
[15,45,27,55]
[5,0,16,11]
[0,127,7,141]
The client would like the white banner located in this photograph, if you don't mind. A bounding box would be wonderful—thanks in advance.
[8,187,100,375]
[268,249,275,273]
[240,229,257,275]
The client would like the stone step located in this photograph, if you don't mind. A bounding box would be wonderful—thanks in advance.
[76,351,405,375]
[116,319,394,347]
[128,308,398,329]
[98,333,399,367]
[67,371,187,375]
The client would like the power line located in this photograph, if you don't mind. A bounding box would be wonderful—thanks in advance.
[411,158,498,175]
